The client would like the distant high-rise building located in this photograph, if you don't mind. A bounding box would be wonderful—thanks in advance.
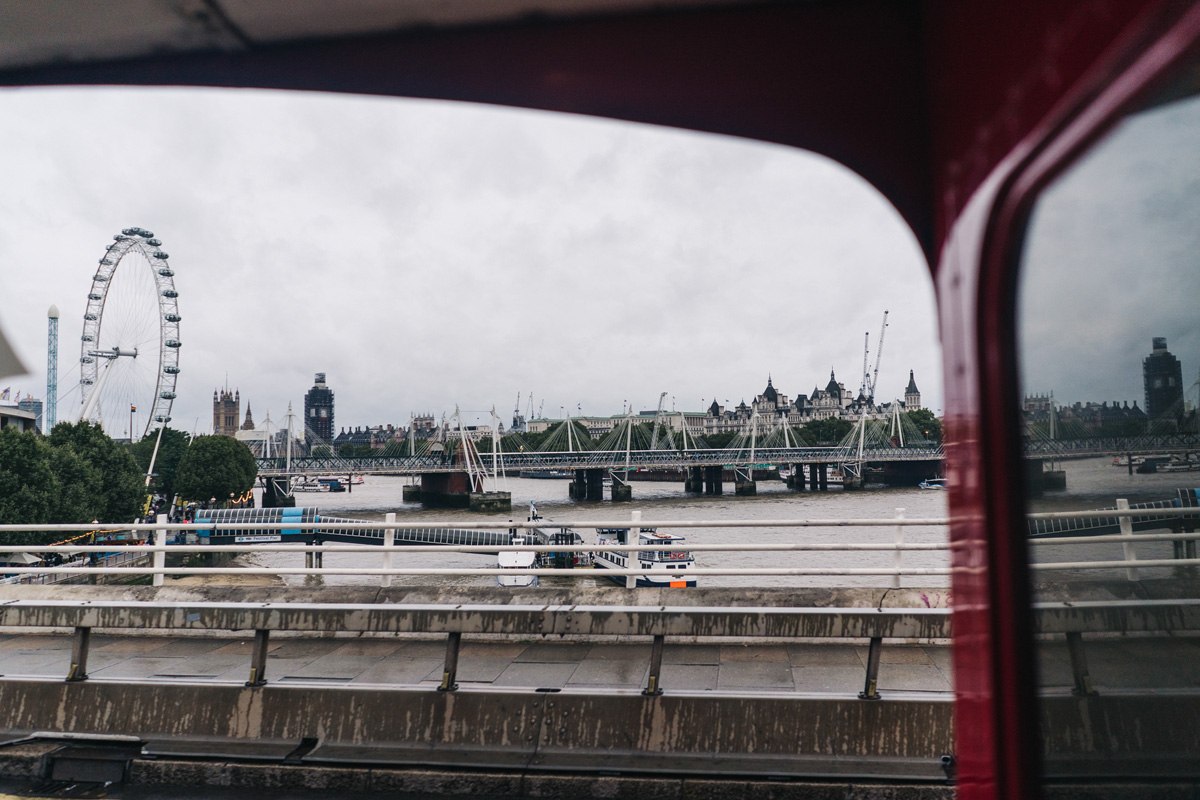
[304,373,335,445]
[1144,337,1184,421]
[905,370,922,410]
[17,397,43,433]
[213,388,240,436]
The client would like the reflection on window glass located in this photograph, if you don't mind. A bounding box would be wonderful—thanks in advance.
[1018,70,1200,782]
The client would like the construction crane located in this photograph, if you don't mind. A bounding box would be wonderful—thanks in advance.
[867,310,889,405]
[859,331,871,399]
[650,391,668,449]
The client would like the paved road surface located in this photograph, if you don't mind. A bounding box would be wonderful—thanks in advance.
[4,632,1199,694]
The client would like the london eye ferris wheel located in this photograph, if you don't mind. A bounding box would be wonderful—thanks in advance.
[78,227,180,440]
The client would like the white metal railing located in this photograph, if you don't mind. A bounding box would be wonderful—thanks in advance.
[0,504,1197,586]
[0,549,150,586]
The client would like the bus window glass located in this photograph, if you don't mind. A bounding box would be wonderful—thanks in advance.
[1017,67,1200,782]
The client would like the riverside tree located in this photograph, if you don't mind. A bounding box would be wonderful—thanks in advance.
[47,421,145,523]
[175,435,258,505]
[903,408,943,445]
[0,424,140,544]
[799,417,854,445]
[131,427,191,500]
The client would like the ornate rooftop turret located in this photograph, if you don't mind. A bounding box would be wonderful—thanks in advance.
[905,370,922,410]
[825,370,841,395]
[762,375,778,403]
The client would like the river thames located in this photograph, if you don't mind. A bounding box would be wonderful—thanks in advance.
[247,473,949,590]
[242,456,1193,589]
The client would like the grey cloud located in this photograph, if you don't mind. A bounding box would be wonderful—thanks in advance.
[1,85,942,434]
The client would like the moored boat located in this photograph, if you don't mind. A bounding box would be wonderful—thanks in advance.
[497,534,538,587]
[919,477,947,489]
[594,527,695,587]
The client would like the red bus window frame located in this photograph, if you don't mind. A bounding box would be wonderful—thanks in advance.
[939,6,1200,797]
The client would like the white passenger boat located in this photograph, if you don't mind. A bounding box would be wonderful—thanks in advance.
[497,534,538,587]
[594,527,695,587]
[919,477,947,489]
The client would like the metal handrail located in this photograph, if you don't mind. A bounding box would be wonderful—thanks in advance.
[2,505,1197,583]
[0,503,1195,535]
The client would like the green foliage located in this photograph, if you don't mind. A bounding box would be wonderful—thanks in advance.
[904,409,943,445]
[337,443,373,458]
[531,420,595,451]
[0,423,134,544]
[47,445,104,524]
[131,427,190,500]
[47,421,144,523]
[0,428,59,529]
[704,432,740,449]
[311,445,332,458]
[800,417,854,444]
[175,435,258,503]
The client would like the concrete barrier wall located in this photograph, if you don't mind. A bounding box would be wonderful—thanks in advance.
[0,680,955,777]
[0,600,952,640]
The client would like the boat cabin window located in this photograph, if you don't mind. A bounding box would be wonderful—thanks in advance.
[1016,59,1200,783]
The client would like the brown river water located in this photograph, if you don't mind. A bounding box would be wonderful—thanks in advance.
[239,457,1199,589]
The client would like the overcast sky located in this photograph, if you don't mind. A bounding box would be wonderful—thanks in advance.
[0,85,941,438]
[1019,92,1200,408]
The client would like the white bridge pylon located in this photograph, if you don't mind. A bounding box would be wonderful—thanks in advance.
[451,405,508,495]
[839,402,934,477]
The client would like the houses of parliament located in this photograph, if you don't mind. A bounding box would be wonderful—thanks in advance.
[212,387,254,436]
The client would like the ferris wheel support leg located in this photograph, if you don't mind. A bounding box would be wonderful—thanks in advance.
[144,423,166,488]
[78,357,117,423]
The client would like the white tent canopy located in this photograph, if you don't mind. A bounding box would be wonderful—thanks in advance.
[0,552,42,565]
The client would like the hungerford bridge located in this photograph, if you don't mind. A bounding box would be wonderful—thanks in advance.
[255,409,944,507]
[250,407,1200,508]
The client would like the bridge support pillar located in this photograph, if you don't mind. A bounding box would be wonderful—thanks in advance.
[262,477,295,508]
[469,492,511,512]
[818,463,828,491]
[569,470,587,500]
[586,469,604,500]
[1044,469,1067,490]
[734,479,756,496]
[809,464,819,491]
[704,466,723,495]
[843,472,863,490]
[402,483,420,502]
[733,467,756,496]
[1025,460,1067,493]
[419,472,472,508]
[685,466,704,494]
[611,474,632,502]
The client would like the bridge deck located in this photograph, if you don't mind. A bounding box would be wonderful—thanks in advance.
[256,446,943,475]
[3,586,1200,786]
